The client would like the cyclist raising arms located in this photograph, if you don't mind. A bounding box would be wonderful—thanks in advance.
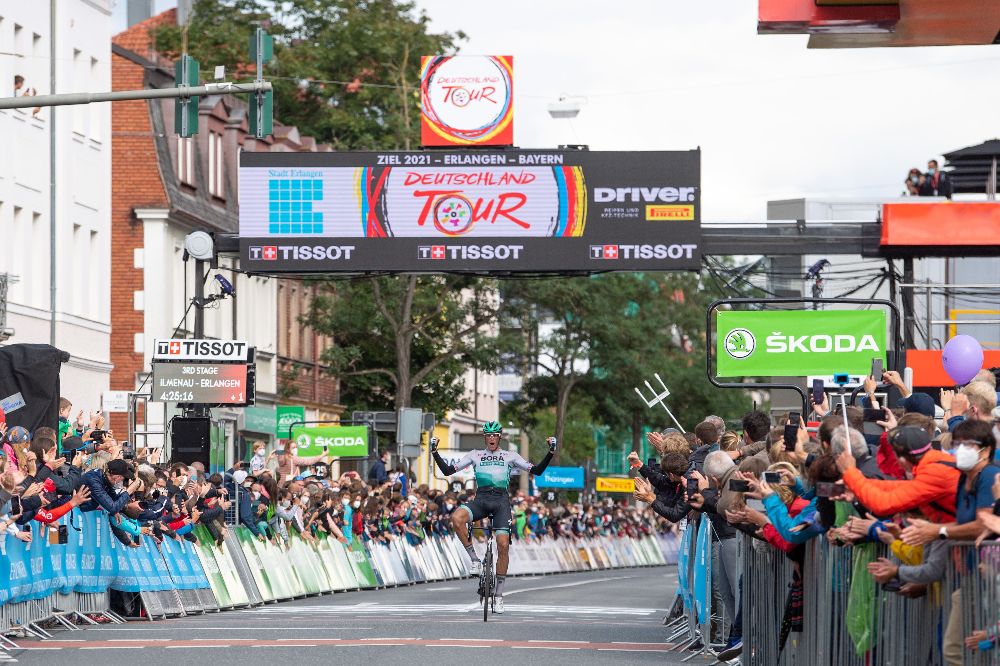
[430,421,556,614]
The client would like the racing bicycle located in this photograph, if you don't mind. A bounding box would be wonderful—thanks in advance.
[476,517,496,622]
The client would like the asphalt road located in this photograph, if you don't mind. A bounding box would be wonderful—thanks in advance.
[5,565,704,665]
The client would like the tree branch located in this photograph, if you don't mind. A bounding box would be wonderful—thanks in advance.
[370,279,398,330]
[411,349,461,386]
[339,367,399,387]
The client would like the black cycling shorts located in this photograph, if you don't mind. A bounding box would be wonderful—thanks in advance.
[459,488,511,532]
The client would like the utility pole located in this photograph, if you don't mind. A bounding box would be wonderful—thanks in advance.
[49,0,57,347]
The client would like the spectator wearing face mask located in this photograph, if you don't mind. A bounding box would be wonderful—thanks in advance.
[228,470,265,542]
[837,426,960,524]
[79,458,142,517]
[904,167,923,196]
[918,159,952,199]
[249,441,269,475]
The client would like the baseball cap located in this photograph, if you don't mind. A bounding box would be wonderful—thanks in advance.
[6,426,29,444]
[232,470,249,485]
[889,426,933,457]
[106,458,134,480]
[898,392,936,418]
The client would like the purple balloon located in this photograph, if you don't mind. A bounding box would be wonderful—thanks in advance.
[942,335,984,385]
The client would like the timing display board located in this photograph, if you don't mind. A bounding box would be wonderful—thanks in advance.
[151,362,250,405]
[238,149,701,273]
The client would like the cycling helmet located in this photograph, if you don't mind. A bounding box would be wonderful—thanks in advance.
[482,421,503,435]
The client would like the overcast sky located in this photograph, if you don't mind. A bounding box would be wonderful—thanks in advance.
[114,0,1000,222]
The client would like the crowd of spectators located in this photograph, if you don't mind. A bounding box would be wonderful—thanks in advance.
[631,367,1000,664]
[0,398,664,566]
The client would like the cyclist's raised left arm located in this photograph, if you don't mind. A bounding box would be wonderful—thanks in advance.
[512,437,557,476]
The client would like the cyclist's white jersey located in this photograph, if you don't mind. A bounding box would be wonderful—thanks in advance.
[452,449,533,490]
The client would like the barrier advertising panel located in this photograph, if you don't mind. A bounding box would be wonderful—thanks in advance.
[715,309,887,377]
[420,55,514,147]
[535,466,586,489]
[595,476,635,493]
[238,149,701,273]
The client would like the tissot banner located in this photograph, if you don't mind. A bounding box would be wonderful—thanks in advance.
[716,310,887,377]
[238,149,701,272]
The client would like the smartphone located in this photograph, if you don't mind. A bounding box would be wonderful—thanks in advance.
[763,471,782,484]
[815,482,846,498]
[871,358,883,382]
[863,408,886,422]
[812,379,824,405]
[10,495,21,516]
[686,477,699,496]
[647,457,657,468]
[728,479,750,492]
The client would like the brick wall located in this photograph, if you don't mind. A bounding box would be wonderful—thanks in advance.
[108,16,170,435]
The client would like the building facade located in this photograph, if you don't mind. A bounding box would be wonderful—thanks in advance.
[0,1,114,409]
[110,10,341,463]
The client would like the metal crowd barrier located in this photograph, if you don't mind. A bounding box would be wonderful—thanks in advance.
[740,533,1000,666]
[2,518,678,651]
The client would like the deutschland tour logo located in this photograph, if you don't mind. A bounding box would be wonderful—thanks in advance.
[724,328,755,359]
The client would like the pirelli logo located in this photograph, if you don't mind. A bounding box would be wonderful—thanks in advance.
[646,205,695,221]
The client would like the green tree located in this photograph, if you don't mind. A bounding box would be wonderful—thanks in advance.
[304,275,511,415]
[155,0,465,149]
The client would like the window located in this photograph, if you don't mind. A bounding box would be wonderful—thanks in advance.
[72,50,84,134]
[208,131,224,197]
[177,136,194,185]
[89,57,101,140]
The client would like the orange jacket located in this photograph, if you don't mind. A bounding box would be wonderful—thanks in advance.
[842,449,958,523]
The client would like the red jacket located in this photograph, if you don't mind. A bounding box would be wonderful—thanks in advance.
[843,449,958,523]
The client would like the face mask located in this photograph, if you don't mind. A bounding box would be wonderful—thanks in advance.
[276,448,285,455]
[280,501,291,509]
[330,487,340,493]
[299,496,310,507]
[954,444,981,471]
[342,498,349,506]
[252,491,261,500]
[927,167,936,175]
[244,483,252,489]
[353,501,361,509]
[910,175,918,183]
[255,449,264,457]
[113,481,124,492]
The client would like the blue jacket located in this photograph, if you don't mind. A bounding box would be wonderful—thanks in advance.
[223,478,262,537]
[368,459,388,485]
[79,469,131,515]
[763,493,826,544]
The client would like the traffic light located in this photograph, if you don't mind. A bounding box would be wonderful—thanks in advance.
[249,28,273,138]
[175,54,199,137]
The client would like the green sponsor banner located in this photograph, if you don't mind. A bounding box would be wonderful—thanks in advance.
[277,405,306,438]
[290,424,369,457]
[716,310,886,377]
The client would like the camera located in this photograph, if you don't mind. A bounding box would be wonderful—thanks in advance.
[214,274,236,297]
[728,479,750,492]
[10,495,21,516]
[91,430,108,443]
[150,489,162,500]
[783,412,800,451]
[48,524,68,545]
[122,440,136,460]
[686,476,699,496]
[863,408,887,423]
[763,471,782,485]
[815,482,846,498]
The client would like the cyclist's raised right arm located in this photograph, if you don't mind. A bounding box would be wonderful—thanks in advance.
[431,438,475,476]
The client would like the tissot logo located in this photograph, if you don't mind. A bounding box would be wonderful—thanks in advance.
[417,244,523,260]
[590,244,698,260]
[417,245,447,260]
[249,245,355,261]
[249,246,278,260]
